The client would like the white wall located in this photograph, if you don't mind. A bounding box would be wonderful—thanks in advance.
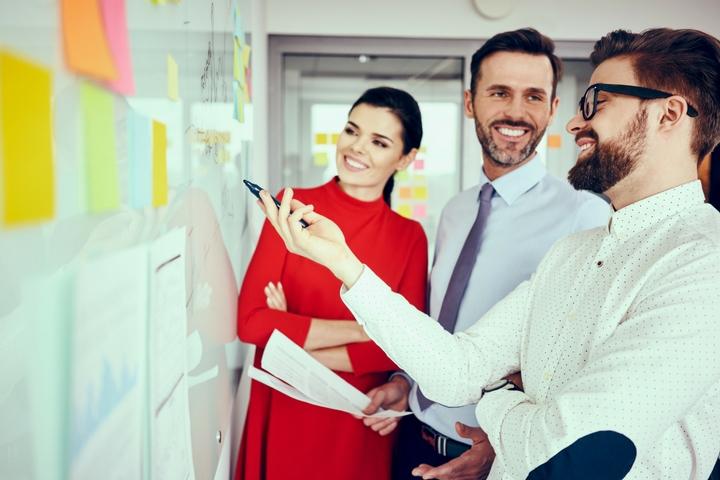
[266,0,720,40]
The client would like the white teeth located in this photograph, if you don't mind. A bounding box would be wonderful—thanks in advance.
[497,127,525,137]
[579,143,594,151]
[346,157,368,169]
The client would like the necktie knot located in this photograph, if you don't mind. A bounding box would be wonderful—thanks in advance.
[479,182,494,203]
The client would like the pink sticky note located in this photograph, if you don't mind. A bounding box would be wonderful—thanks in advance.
[413,204,427,218]
[414,159,425,171]
[101,0,135,95]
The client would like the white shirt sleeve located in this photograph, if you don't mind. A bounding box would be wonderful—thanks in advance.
[475,247,720,478]
[341,266,532,407]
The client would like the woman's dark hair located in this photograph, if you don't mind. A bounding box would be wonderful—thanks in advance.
[349,86,423,206]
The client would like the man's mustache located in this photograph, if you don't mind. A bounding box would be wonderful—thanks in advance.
[489,119,535,131]
[575,129,599,143]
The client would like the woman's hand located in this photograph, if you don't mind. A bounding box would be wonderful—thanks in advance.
[258,188,364,287]
[265,282,287,311]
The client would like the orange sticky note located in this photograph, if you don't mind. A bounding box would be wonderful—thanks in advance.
[398,187,412,199]
[61,0,117,81]
[315,133,328,145]
[396,204,412,218]
[0,51,54,226]
[152,121,168,207]
[548,134,562,149]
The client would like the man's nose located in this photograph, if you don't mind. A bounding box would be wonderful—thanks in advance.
[566,111,586,135]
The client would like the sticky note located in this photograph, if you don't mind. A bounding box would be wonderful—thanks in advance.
[0,51,54,226]
[396,204,412,218]
[313,152,329,167]
[241,44,251,69]
[412,186,428,200]
[234,91,245,123]
[413,205,427,218]
[398,187,412,199]
[331,133,340,145]
[167,54,178,100]
[101,0,134,95]
[61,0,117,80]
[395,170,409,182]
[81,83,120,213]
[412,174,427,184]
[127,109,152,209]
[419,146,427,153]
[548,134,562,149]
[233,38,243,83]
[152,121,168,207]
[414,159,425,171]
[315,133,328,145]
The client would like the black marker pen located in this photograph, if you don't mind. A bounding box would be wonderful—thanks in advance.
[243,179,310,228]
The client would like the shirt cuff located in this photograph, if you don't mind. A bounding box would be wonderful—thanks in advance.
[475,388,530,475]
[340,265,386,327]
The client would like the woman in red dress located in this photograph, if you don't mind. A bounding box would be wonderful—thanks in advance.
[235,87,428,480]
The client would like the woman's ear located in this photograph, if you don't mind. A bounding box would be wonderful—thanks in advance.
[397,148,418,171]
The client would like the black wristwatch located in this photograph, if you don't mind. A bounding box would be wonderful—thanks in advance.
[482,378,520,396]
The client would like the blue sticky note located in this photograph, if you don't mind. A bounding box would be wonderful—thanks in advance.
[127,109,152,208]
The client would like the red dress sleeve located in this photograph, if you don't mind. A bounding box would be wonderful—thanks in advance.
[237,220,313,348]
[346,225,429,375]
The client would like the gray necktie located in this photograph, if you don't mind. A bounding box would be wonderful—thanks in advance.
[416,182,494,410]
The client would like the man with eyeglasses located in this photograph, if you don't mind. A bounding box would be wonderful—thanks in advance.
[257,27,720,479]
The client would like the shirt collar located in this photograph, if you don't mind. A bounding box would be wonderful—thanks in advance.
[479,155,547,206]
[608,180,705,239]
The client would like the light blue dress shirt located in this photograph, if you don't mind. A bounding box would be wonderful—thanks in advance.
[408,156,611,443]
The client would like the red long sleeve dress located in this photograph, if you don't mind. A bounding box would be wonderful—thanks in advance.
[235,178,428,480]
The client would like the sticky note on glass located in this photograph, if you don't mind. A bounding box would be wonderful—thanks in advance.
[412,186,428,200]
[331,133,340,144]
[0,51,55,226]
[81,83,120,213]
[548,134,562,149]
[414,159,425,171]
[152,120,168,207]
[315,133,328,145]
[167,54,178,100]
[127,109,152,209]
[61,0,117,80]
[313,152,329,167]
[395,170,409,182]
[413,205,427,218]
[101,0,134,95]
[242,44,251,69]
[398,187,412,199]
[396,204,412,218]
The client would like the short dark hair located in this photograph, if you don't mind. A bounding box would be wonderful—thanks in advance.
[591,28,720,159]
[469,28,563,99]
[350,86,423,206]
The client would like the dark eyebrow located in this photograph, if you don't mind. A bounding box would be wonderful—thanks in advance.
[486,84,510,91]
[347,121,394,143]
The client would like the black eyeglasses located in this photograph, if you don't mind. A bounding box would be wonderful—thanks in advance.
[579,83,699,121]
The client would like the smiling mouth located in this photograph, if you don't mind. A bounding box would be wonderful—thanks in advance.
[493,125,529,141]
[344,156,369,171]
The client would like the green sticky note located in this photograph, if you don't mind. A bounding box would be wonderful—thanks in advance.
[80,83,120,213]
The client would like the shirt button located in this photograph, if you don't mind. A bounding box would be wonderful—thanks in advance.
[596,260,604,267]
[543,371,553,382]
[568,311,577,321]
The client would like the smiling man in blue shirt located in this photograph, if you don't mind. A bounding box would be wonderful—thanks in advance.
[360,29,610,480]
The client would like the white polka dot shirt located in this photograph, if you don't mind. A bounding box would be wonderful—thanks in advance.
[341,180,720,479]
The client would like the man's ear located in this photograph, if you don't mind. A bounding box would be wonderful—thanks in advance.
[463,90,474,119]
[548,96,560,124]
[397,148,418,171]
[658,96,689,131]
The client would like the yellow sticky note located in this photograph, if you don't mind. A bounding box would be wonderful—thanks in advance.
[412,186,428,200]
[0,51,55,226]
[61,0,117,80]
[315,133,328,145]
[152,121,168,207]
[81,83,120,213]
[398,187,412,199]
[331,133,340,144]
[396,204,412,218]
[241,44,251,69]
[548,134,562,149]
[313,152,329,167]
[412,174,427,184]
[167,54,178,100]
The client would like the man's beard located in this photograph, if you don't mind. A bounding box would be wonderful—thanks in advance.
[475,118,546,167]
[568,108,648,194]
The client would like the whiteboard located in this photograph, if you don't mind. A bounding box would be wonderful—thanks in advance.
[0,1,252,479]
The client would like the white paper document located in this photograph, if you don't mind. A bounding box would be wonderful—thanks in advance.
[252,330,410,418]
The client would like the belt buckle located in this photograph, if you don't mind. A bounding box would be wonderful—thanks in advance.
[421,425,447,456]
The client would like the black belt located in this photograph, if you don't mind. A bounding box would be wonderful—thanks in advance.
[420,423,471,458]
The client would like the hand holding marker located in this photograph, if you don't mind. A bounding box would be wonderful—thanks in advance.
[243,179,310,228]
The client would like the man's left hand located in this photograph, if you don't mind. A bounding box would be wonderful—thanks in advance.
[411,422,495,480]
